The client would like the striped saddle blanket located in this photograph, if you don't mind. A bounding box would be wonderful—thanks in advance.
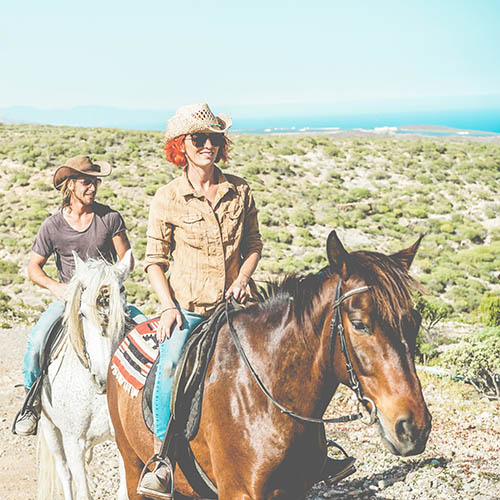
[111,318,160,397]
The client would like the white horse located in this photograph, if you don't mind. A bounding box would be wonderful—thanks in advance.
[38,250,133,500]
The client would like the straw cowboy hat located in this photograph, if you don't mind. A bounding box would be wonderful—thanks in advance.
[53,155,112,190]
[164,103,232,141]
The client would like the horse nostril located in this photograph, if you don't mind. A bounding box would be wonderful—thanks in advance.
[395,414,414,441]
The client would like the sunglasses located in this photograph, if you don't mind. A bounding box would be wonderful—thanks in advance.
[73,176,102,187]
[187,133,225,148]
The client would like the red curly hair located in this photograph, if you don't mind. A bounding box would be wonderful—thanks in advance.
[164,134,231,167]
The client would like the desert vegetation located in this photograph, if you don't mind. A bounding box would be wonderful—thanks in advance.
[0,122,499,396]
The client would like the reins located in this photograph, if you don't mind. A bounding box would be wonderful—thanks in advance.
[225,280,377,426]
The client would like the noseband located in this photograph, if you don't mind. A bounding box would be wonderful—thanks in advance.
[226,280,376,426]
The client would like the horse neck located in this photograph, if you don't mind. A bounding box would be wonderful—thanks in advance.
[271,278,339,417]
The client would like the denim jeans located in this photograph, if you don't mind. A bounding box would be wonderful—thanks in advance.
[23,300,66,389]
[153,307,204,440]
[23,300,147,390]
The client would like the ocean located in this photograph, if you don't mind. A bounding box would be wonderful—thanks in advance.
[228,109,500,136]
[1,107,500,136]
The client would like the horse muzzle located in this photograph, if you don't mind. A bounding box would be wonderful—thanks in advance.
[377,409,432,457]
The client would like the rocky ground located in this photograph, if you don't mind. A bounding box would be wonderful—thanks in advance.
[1,326,499,500]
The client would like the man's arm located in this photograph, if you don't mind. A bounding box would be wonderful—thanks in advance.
[28,251,68,302]
[112,231,134,271]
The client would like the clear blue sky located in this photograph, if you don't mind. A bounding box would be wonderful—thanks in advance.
[1,0,499,112]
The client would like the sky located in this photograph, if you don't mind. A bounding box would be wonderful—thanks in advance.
[1,0,500,114]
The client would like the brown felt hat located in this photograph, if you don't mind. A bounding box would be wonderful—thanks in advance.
[53,155,112,190]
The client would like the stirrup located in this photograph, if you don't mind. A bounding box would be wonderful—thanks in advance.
[12,407,38,436]
[137,453,175,499]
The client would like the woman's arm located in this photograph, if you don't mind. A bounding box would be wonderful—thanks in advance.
[225,251,260,303]
[147,263,183,342]
[226,183,263,303]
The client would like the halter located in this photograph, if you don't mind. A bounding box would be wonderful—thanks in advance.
[226,279,377,426]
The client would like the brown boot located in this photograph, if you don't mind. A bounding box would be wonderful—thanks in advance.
[138,465,172,499]
[321,456,356,483]
[137,436,174,499]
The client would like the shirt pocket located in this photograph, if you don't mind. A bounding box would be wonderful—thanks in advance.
[179,214,206,249]
[224,200,244,243]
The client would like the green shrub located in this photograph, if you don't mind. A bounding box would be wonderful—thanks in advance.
[441,327,500,399]
[478,292,500,327]
[0,260,22,285]
[289,207,316,227]
[414,295,450,363]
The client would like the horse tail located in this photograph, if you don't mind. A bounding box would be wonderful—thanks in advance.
[37,431,62,500]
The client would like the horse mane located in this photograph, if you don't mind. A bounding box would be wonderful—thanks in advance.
[257,269,330,322]
[348,250,422,330]
[64,258,126,365]
[258,250,422,330]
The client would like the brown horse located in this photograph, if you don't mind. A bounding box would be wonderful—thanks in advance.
[107,230,431,499]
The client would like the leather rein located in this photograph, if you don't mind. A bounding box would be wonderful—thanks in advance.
[225,280,377,426]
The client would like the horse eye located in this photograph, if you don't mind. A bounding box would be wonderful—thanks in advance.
[350,320,370,334]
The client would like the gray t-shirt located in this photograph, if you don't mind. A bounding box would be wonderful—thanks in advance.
[32,203,127,283]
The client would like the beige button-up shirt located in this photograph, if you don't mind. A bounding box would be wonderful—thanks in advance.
[144,167,263,315]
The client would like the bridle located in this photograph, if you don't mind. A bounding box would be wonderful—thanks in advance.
[329,280,377,425]
[75,285,128,393]
[226,279,377,426]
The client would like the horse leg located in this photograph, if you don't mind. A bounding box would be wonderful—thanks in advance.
[62,437,94,500]
[117,451,130,500]
[39,418,74,500]
[115,437,146,500]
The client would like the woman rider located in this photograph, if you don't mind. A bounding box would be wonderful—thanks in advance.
[139,103,263,497]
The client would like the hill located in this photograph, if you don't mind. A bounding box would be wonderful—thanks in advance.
[1,123,499,328]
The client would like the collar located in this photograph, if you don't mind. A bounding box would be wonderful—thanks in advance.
[178,166,236,201]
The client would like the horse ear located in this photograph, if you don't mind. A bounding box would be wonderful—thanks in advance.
[391,234,424,270]
[115,249,133,281]
[72,251,88,276]
[326,230,349,277]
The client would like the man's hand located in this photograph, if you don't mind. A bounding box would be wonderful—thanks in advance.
[156,308,183,343]
[50,282,69,302]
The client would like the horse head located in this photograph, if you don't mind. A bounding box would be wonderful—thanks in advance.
[64,250,133,392]
[326,230,431,457]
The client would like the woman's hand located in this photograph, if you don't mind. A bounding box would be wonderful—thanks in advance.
[156,307,183,343]
[225,276,250,303]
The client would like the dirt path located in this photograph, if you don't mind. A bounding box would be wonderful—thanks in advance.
[1,326,499,499]
[1,327,38,499]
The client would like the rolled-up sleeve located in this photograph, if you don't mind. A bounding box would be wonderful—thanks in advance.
[144,189,172,272]
[242,187,263,258]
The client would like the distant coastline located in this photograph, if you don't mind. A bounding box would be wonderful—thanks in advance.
[1,106,499,137]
